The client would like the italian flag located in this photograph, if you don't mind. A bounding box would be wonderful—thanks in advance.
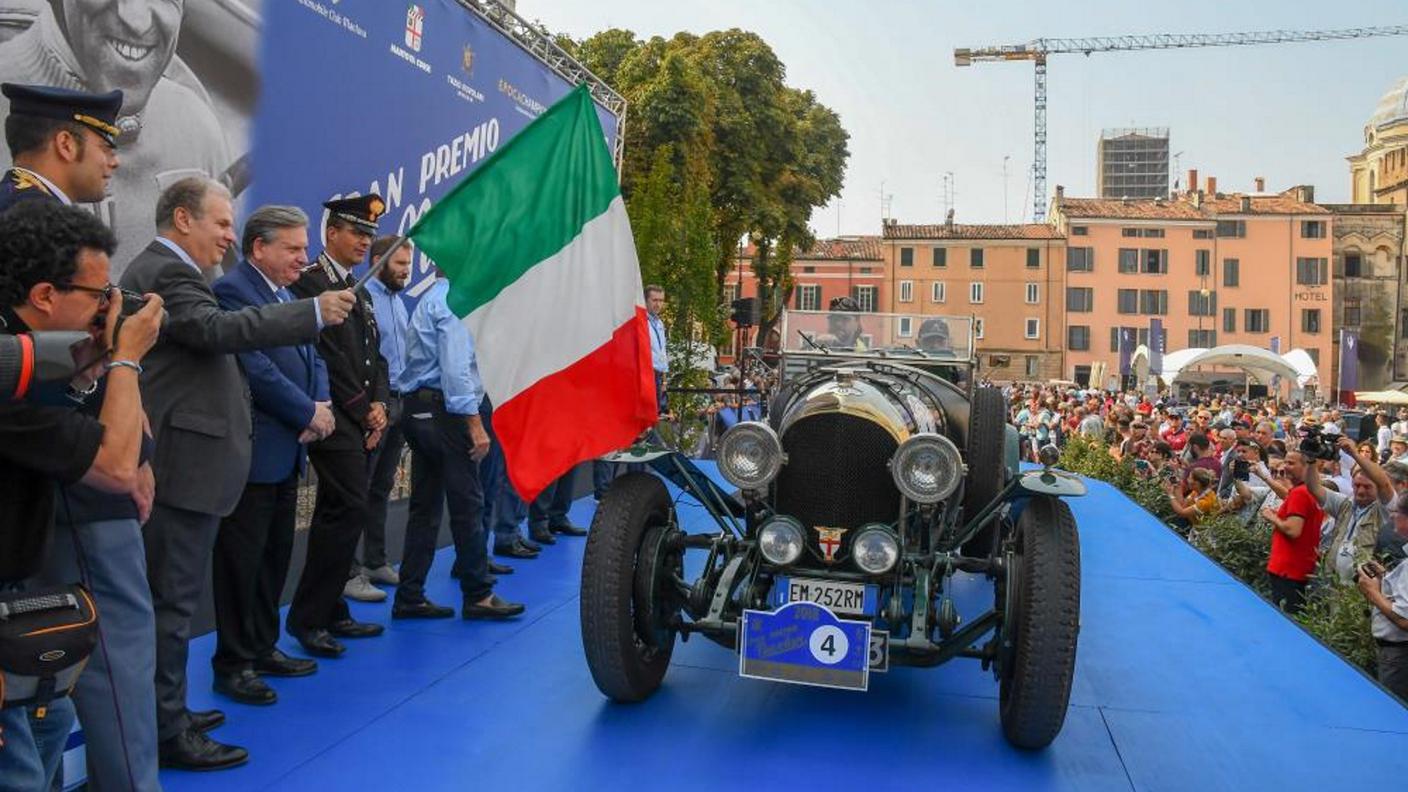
[408,85,657,501]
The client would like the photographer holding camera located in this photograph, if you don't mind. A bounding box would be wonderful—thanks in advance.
[0,201,163,791]
[1304,435,1394,585]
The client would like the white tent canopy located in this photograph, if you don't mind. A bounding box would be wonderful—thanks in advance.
[1158,344,1307,387]
[1355,390,1408,406]
[1281,349,1320,388]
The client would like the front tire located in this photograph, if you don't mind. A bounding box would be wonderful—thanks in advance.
[581,472,678,702]
[998,496,1081,750]
[962,386,1008,557]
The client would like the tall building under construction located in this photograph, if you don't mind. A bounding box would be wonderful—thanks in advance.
[1096,128,1170,200]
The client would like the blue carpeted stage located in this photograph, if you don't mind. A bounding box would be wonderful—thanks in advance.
[155,468,1408,791]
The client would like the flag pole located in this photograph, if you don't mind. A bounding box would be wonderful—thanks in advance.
[351,235,412,294]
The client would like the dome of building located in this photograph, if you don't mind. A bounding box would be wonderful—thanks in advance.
[1369,76,1408,130]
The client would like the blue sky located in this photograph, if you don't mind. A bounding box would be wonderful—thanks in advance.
[523,0,1408,237]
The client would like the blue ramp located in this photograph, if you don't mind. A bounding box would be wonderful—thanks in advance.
[160,469,1408,792]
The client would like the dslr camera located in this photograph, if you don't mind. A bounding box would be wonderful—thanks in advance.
[1297,424,1341,462]
[117,289,149,318]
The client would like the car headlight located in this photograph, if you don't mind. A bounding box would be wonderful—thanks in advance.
[890,433,963,504]
[717,421,784,490]
[852,525,899,574]
[758,516,805,566]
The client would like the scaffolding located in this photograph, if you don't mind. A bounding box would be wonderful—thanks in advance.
[1097,128,1169,200]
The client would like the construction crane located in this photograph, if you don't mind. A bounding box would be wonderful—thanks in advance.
[955,25,1408,222]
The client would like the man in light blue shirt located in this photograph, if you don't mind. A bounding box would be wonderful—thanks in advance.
[395,271,524,620]
[646,284,669,413]
[348,235,413,599]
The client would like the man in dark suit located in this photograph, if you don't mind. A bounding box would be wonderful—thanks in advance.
[119,177,356,771]
[0,82,121,213]
[286,194,391,657]
[209,205,331,707]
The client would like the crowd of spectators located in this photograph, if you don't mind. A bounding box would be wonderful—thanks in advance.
[1003,382,1408,701]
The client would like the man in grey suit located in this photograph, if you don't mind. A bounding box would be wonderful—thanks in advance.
[119,176,356,771]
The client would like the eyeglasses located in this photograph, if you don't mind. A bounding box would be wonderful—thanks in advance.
[56,282,115,307]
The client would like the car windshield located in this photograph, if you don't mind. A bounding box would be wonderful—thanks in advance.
[781,310,976,361]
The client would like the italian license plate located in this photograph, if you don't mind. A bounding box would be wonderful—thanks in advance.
[770,575,877,617]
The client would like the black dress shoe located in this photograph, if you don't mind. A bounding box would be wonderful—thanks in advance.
[462,594,526,620]
[488,560,514,575]
[213,669,276,706]
[329,618,384,638]
[288,627,345,658]
[188,709,225,733]
[550,522,589,536]
[392,598,455,619]
[494,542,538,559]
[518,536,543,552]
[158,728,249,771]
[528,528,557,545]
[254,649,317,677]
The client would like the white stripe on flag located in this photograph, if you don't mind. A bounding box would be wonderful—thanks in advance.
[466,196,643,403]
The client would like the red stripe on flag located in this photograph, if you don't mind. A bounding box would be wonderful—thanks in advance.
[493,306,657,501]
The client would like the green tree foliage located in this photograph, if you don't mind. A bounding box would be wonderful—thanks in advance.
[564,27,850,355]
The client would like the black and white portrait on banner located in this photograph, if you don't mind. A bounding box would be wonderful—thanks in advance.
[0,0,258,278]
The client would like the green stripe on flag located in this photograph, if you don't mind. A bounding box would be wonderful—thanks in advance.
[408,85,621,318]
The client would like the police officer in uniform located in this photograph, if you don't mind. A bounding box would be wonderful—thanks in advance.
[0,82,121,213]
[285,194,391,657]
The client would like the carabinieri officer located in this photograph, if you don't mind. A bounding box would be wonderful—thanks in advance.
[285,194,391,657]
[0,83,122,212]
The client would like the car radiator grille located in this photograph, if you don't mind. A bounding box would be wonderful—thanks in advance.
[774,413,901,530]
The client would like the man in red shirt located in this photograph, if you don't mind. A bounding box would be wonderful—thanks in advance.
[1164,416,1190,453]
[1260,449,1325,614]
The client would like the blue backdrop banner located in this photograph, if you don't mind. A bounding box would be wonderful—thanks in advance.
[260,0,621,300]
[0,0,620,303]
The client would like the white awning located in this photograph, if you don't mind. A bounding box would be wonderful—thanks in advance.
[1159,344,1306,387]
[1355,390,1408,405]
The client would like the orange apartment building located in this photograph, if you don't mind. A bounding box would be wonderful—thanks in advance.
[726,236,888,311]
[881,220,1067,381]
[723,236,887,358]
[1051,172,1335,394]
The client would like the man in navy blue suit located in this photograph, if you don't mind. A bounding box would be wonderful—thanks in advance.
[208,205,332,706]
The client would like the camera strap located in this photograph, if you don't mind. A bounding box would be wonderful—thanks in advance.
[58,489,139,792]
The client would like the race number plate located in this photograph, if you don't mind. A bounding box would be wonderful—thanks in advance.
[768,575,877,617]
[869,631,889,673]
[739,602,871,691]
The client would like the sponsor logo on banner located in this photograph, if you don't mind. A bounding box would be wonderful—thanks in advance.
[498,78,548,118]
[447,43,485,103]
[405,4,425,51]
[391,5,432,73]
[814,527,846,564]
[295,0,367,37]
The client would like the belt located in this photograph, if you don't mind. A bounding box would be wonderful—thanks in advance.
[1376,638,1408,648]
[409,387,444,404]
[389,389,404,398]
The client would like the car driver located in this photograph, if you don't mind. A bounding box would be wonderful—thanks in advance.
[917,318,952,354]
[826,296,866,350]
